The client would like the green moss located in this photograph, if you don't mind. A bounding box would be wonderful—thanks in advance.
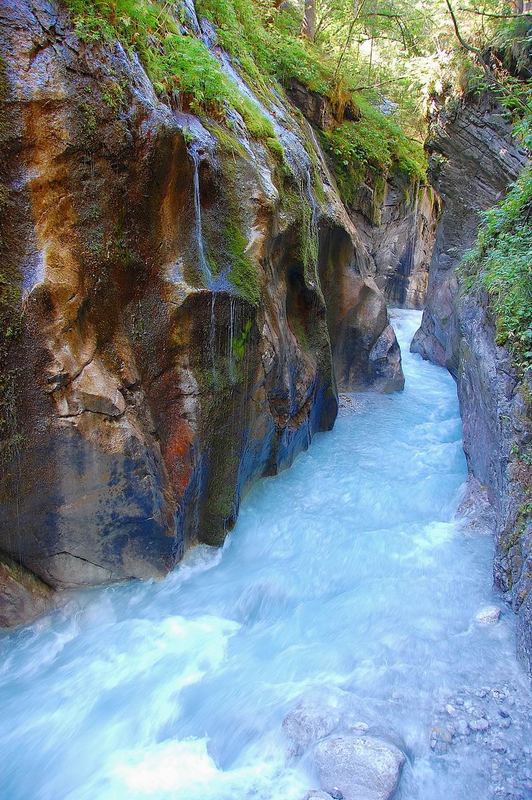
[225,222,260,305]
[460,165,532,375]
[206,123,249,159]
[319,96,427,208]
[279,185,320,278]
[288,315,308,349]
[101,79,127,110]
[63,0,283,156]
[502,501,532,565]
[371,175,387,226]
[0,370,23,468]
[78,100,98,142]
[232,318,252,361]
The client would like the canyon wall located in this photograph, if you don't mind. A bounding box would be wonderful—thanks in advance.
[348,173,440,309]
[286,80,440,312]
[0,0,404,623]
[412,92,531,674]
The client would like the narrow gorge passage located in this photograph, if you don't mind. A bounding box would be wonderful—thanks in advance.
[1,310,530,800]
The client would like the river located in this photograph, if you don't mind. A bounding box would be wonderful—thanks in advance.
[1,309,530,799]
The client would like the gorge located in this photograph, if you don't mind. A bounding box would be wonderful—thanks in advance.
[0,0,531,798]
[1,309,531,799]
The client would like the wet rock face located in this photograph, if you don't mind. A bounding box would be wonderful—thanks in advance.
[410,92,531,674]
[318,227,404,393]
[286,82,440,312]
[458,293,531,672]
[0,0,402,603]
[349,174,440,310]
[411,93,527,373]
[0,554,54,627]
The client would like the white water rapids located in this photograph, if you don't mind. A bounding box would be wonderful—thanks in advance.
[1,309,530,799]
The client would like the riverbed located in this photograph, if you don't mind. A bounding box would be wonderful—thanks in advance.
[1,309,530,800]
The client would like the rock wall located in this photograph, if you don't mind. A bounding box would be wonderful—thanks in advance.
[0,0,403,624]
[286,81,441,311]
[348,173,440,309]
[411,93,527,372]
[411,92,531,674]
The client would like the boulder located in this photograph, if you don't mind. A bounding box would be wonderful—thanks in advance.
[312,735,406,800]
[368,324,405,393]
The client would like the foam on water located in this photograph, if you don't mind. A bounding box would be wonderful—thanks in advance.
[0,309,530,800]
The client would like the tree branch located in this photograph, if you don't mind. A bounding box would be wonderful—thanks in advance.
[333,0,367,80]
[444,0,482,54]
[457,8,529,18]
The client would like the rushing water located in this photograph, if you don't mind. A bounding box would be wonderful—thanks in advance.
[1,310,530,800]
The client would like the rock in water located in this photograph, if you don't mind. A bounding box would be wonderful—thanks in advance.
[0,554,53,627]
[302,792,336,800]
[475,606,501,626]
[367,324,405,393]
[312,735,406,800]
[283,702,340,756]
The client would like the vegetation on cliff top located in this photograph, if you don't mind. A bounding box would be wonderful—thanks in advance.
[63,0,530,196]
[461,165,532,374]
[63,0,431,191]
[61,0,529,305]
[64,0,279,144]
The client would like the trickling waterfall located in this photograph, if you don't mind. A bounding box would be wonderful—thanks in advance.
[228,296,236,383]
[408,189,420,275]
[190,144,213,288]
[181,0,201,34]
[305,166,319,235]
[209,292,217,379]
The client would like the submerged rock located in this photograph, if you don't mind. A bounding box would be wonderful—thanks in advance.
[469,718,490,732]
[430,725,454,754]
[283,701,340,756]
[430,683,532,799]
[475,606,502,626]
[312,735,406,800]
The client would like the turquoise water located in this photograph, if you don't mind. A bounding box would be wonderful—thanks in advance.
[0,309,529,800]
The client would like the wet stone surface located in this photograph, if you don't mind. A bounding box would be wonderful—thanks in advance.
[430,684,532,799]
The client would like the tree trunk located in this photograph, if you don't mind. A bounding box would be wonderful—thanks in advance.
[301,0,316,40]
